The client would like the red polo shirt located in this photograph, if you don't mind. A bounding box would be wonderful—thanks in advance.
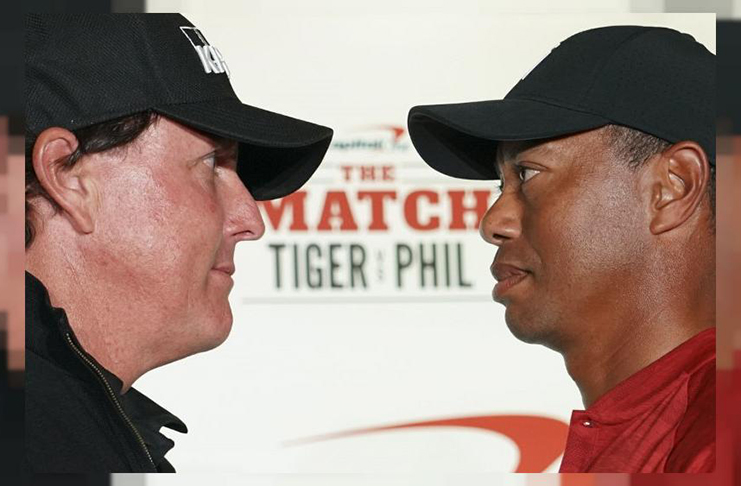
[559,327,715,473]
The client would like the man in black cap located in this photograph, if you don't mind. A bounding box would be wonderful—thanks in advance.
[25,14,332,473]
[408,25,715,473]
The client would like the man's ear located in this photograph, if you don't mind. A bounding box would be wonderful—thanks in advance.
[646,141,709,235]
[32,127,97,234]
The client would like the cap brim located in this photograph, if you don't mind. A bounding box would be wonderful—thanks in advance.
[408,99,610,180]
[156,98,333,200]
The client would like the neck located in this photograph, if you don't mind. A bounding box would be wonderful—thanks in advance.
[561,253,715,409]
[27,238,153,392]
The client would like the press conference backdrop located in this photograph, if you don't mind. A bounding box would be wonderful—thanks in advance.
[127,3,716,476]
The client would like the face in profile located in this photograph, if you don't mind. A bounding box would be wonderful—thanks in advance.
[480,128,649,351]
[80,117,265,364]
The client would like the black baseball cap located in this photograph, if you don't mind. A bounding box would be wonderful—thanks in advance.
[26,13,334,200]
[407,25,715,180]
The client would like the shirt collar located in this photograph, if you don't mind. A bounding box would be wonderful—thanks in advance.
[583,327,716,424]
[99,366,188,467]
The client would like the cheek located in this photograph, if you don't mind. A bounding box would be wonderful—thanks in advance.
[530,180,642,289]
[157,171,224,255]
[91,167,224,285]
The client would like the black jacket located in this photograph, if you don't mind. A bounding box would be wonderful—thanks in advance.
[25,272,187,473]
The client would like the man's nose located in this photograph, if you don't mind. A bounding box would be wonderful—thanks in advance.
[479,189,522,246]
[222,173,266,242]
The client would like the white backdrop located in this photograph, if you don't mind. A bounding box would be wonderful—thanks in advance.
[135,2,715,476]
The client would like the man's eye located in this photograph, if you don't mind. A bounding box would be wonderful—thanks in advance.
[517,167,540,183]
[202,153,217,171]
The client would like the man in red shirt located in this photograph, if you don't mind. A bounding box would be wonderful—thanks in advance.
[407,26,715,472]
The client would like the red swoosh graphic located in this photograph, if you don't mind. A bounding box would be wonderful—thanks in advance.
[285,414,568,473]
[350,124,407,143]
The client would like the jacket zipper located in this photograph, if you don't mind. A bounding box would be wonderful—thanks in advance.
[65,333,156,471]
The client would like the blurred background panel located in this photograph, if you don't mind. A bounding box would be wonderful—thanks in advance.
[0,115,23,478]
[717,20,741,372]
[715,20,741,486]
[1,2,141,484]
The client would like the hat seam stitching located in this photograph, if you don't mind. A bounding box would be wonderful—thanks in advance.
[153,94,241,107]
[157,111,332,148]
[410,105,606,145]
[508,95,612,121]
[512,96,711,160]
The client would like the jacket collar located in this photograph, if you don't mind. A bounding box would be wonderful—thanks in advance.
[26,271,188,467]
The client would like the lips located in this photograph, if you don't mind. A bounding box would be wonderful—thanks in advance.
[490,262,530,300]
[212,264,235,276]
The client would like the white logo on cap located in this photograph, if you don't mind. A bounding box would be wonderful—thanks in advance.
[180,26,231,77]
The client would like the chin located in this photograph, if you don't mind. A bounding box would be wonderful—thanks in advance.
[193,305,234,353]
[504,306,561,350]
[211,308,235,347]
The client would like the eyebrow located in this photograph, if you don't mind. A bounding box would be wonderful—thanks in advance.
[496,140,536,175]
[189,124,238,159]
[496,138,556,174]
[206,138,238,164]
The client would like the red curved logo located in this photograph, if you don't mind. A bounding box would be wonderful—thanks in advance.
[286,414,568,473]
[350,124,407,143]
